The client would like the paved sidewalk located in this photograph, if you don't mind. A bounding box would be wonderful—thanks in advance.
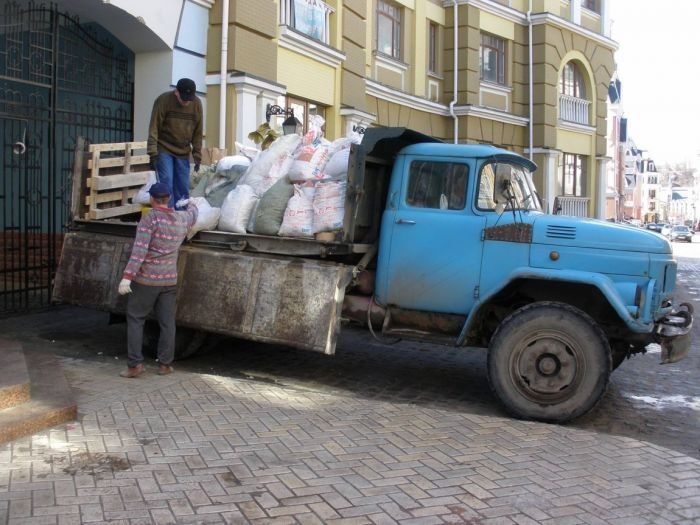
[1,356,699,525]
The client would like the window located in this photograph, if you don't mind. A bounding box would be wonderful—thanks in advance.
[406,161,468,210]
[581,0,599,13]
[560,62,585,98]
[559,153,586,196]
[428,23,438,73]
[280,0,333,44]
[283,96,326,135]
[377,0,401,59]
[477,162,540,211]
[480,34,506,85]
[649,189,657,199]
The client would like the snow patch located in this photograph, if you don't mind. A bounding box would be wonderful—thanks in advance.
[624,394,700,410]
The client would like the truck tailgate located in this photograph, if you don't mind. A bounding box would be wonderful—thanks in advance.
[54,231,352,354]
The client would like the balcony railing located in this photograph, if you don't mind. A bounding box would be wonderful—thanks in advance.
[559,94,591,125]
[280,0,333,44]
[555,195,590,218]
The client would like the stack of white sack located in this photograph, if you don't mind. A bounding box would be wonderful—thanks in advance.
[218,184,259,234]
[278,185,315,238]
[312,180,346,234]
[133,172,158,205]
[190,155,251,208]
[187,197,221,240]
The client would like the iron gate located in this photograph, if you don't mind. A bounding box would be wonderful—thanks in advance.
[0,2,134,314]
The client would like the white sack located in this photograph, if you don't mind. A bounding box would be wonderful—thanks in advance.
[324,148,350,178]
[278,185,314,238]
[241,134,301,195]
[218,185,259,234]
[133,171,158,205]
[215,155,251,173]
[312,181,346,233]
[187,197,221,240]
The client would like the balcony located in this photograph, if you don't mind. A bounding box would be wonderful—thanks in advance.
[559,94,591,125]
[555,195,590,218]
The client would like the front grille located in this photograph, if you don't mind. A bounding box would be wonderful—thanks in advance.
[546,225,577,240]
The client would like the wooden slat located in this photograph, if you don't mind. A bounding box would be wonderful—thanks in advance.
[88,141,147,153]
[70,137,87,222]
[85,188,139,205]
[88,203,143,220]
[87,154,150,170]
[88,172,151,191]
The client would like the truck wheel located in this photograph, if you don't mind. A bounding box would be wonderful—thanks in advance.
[487,302,611,423]
[143,322,208,361]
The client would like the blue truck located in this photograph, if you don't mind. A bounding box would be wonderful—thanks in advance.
[54,128,693,423]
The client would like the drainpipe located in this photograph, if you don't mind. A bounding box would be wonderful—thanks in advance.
[219,0,230,149]
[449,0,458,144]
[527,0,533,161]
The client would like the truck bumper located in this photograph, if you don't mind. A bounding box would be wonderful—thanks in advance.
[655,302,693,364]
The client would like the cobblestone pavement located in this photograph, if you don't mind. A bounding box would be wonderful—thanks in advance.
[0,252,699,523]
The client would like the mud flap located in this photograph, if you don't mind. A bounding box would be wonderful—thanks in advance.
[53,232,352,355]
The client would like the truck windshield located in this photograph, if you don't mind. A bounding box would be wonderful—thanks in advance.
[477,161,542,212]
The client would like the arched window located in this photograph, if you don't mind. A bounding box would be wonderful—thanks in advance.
[560,62,585,99]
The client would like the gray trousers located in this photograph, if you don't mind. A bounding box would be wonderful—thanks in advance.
[126,282,177,367]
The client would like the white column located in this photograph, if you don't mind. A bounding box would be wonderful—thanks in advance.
[571,0,581,25]
[234,85,261,148]
[545,152,559,214]
[596,156,610,220]
[600,0,610,37]
[339,107,377,138]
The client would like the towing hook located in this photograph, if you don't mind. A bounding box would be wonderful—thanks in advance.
[680,302,694,316]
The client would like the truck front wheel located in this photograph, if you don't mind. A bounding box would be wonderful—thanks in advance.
[487,302,611,423]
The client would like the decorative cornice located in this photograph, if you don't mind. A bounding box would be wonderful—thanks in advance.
[366,80,448,116]
[526,147,562,156]
[339,107,377,123]
[188,0,215,8]
[205,72,287,96]
[447,0,525,25]
[455,105,529,127]
[278,26,345,68]
[530,13,618,50]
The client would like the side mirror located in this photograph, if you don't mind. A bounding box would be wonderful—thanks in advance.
[493,164,512,214]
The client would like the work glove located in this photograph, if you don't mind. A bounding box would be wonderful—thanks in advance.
[118,278,132,295]
[175,198,190,209]
[190,196,206,207]
[194,163,200,173]
[149,155,158,171]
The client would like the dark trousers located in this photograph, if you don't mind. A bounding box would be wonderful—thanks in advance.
[126,282,177,367]
[156,152,190,208]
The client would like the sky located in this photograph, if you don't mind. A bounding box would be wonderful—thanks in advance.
[608,0,700,168]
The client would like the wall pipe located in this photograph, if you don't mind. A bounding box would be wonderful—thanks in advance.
[527,0,533,161]
[449,0,458,144]
[219,0,230,149]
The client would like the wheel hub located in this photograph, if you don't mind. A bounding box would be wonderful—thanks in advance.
[517,338,578,395]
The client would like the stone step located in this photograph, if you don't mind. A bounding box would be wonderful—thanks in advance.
[0,339,31,410]
[0,345,77,445]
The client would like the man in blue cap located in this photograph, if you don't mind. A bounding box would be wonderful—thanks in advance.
[117,183,199,377]
[147,78,203,208]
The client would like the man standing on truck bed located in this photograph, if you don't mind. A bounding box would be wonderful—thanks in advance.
[147,78,203,209]
[117,183,198,378]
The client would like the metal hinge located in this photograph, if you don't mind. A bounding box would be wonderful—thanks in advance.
[473,285,480,299]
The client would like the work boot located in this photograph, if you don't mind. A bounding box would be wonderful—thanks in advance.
[158,364,174,375]
[120,363,145,378]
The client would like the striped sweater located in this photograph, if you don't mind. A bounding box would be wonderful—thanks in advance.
[122,204,198,286]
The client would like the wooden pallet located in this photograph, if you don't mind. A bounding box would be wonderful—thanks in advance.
[84,141,153,220]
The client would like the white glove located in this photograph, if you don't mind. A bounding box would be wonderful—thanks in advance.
[118,278,132,295]
[190,196,206,207]
[175,198,190,209]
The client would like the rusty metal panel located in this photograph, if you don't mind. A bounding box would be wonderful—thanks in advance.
[53,232,131,312]
[176,247,352,354]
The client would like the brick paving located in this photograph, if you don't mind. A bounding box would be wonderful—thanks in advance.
[0,254,698,523]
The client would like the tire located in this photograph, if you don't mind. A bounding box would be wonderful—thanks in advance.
[143,321,208,361]
[487,302,611,423]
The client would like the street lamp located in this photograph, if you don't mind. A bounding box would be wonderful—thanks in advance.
[265,104,302,135]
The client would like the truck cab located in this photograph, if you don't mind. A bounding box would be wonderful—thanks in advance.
[53,128,692,423]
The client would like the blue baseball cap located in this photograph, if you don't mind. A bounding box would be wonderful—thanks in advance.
[148,182,171,198]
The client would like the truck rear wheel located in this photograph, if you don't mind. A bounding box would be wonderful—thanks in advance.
[487,302,611,423]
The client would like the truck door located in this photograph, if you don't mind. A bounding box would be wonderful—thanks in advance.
[376,157,486,315]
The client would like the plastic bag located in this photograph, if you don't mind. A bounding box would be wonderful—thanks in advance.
[252,177,294,236]
[313,180,346,233]
[218,185,259,234]
[278,185,315,238]
[324,148,350,179]
[215,155,251,173]
[234,142,261,163]
[187,197,221,240]
[240,134,301,195]
[133,171,158,205]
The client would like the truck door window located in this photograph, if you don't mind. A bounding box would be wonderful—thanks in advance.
[477,161,541,211]
[406,161,468,210]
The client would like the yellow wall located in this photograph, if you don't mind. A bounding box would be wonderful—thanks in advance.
[556,129,594,155]
[277,49,336,106]
[479,11,515,40]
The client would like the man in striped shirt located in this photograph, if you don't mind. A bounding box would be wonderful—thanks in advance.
[117,182,198,378]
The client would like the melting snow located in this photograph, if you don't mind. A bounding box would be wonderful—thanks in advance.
[624,394,700,410]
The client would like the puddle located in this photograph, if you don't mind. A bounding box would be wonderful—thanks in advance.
[623,393,700,411]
